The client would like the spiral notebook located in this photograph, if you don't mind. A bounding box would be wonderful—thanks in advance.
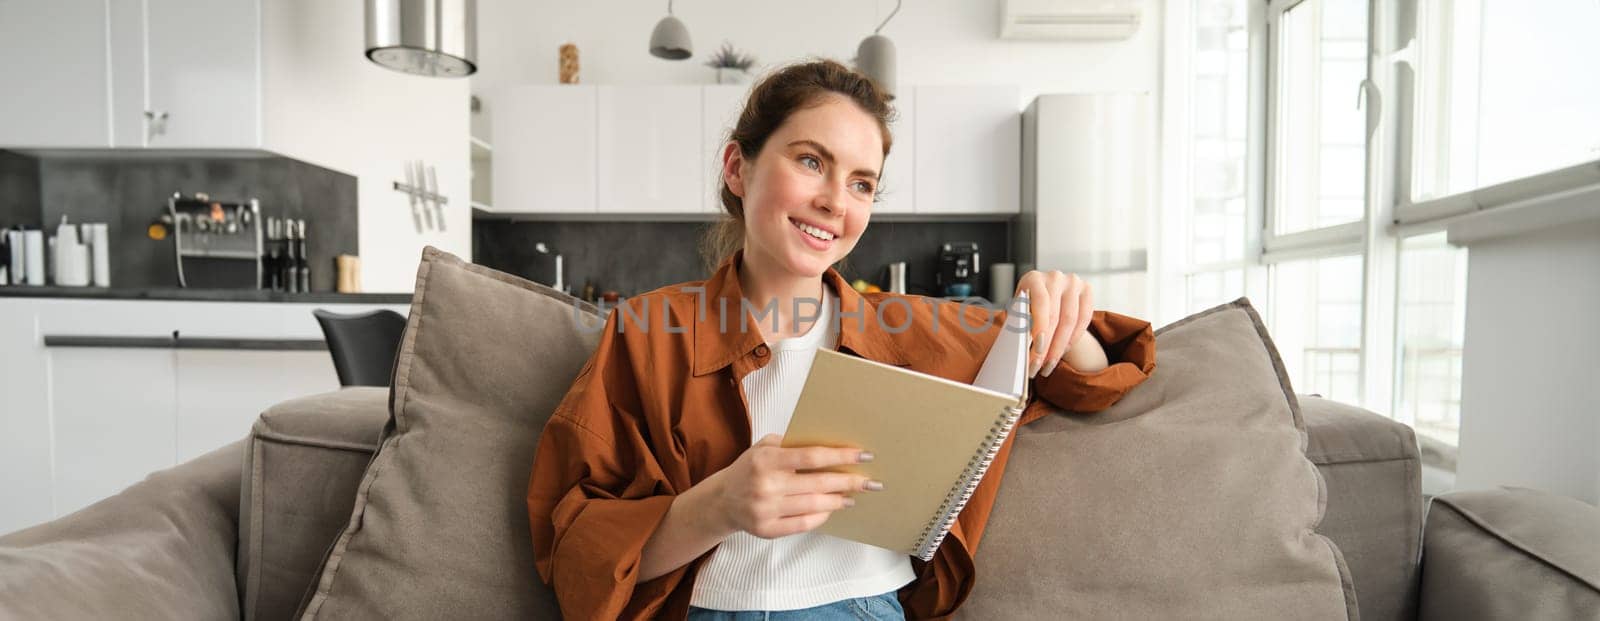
[782,294,1031,561]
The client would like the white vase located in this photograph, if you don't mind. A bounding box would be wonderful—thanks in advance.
[715,68,750,85]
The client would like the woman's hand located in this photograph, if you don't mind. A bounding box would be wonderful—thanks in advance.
[1014,270,1100,378]
[700,434,880,540]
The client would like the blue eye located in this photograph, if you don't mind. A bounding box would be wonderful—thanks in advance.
[799,155,821,171]
[853,180,874,194]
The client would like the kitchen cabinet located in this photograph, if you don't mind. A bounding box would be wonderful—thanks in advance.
[0,0,113,147]
[142,0,261,148]
[487,84,1018,217]
[0,297,403,534]
[597,86,704,214]
[702,85,747,214]
[490,86,597,213]
[50,347,180,516]
[913,86,1022,215]
[876,93,915,215]
[0,0,260,149]
[175,350,337,462]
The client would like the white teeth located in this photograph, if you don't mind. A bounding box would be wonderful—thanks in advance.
[793,220,835,241]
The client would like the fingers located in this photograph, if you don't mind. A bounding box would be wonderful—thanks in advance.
[776,492,855,517]
[1041,276,1087,377]
[786,471,879,494]
[765,445,871,471]
[1028,273,1066,377]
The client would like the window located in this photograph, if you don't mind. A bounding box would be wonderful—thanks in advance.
[1191,0,1251,266]
[1394,232,1467,446]
[1179,0,1256,321]
[1268,254,1364,402]
[1269,0,1369,235]
[1411,0,1600,201]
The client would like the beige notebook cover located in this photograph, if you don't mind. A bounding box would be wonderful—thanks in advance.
[782,294,1031,560]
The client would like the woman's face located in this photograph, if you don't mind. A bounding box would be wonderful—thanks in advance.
[724,94,884,280]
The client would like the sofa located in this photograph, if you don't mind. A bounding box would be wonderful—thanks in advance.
[3,249,1597,619]
[0,387,1593,619]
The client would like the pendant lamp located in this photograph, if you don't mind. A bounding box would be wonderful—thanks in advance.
[649,0,693,60]
[856,0,902,98]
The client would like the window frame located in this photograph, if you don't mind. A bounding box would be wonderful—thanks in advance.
[1390,0,1600,228]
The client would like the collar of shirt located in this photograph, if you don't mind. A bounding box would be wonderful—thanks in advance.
[691,249,910,377]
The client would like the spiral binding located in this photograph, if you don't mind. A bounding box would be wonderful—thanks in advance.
[910,402,1026,561]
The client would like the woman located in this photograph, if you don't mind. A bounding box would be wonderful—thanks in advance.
[527,60,1156,620]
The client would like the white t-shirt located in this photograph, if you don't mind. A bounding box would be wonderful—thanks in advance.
[689,287,917,611]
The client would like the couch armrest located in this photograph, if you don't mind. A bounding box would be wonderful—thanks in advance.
[1301,395,1424,621]
[238,387,388,621]
[1419,487,1600,620]
[0,440,245,619]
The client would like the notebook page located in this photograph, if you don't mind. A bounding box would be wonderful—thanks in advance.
[971,292,1030,402]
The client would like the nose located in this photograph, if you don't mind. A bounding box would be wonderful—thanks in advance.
[812,179,847,216]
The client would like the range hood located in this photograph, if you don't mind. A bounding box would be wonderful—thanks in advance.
[365,0,478,77]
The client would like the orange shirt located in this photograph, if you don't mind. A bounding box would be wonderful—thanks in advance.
[527,251,1156,620]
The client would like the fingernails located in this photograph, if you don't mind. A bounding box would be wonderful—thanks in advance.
[1041,360,1058,377]
[843,497,857,508]
[857,451,875,463]
[864,480,884,491]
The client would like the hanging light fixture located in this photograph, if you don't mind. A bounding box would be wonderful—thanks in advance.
[856,0,902,98]
[365,0,478,78]
[648,0,693,60]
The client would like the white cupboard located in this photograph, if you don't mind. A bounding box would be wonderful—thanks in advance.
[597,86,704,214]
[488,84,1015,217]
[142,0,261,148]
[876,93,916,215]
[913,86,1022,215]
[491,86,597,213]
[0,298,405,534]
[0,0,259,149]
[701,85,748,214]
[0,0,113,147]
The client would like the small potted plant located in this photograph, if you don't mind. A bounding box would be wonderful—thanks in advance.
[704,42,757,84]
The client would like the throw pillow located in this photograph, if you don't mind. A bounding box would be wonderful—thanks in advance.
[959,299,1357,619]
[299,247,601,619]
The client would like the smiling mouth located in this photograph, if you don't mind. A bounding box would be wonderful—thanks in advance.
[790,218,837,241]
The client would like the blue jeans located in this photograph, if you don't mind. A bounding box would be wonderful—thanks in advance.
[687,592,905,621]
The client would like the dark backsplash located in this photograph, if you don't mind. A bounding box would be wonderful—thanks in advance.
[2,150,357,291]
[474,218,1014,300]
[0,151,41,230]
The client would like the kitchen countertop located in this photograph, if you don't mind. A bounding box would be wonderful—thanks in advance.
[0,285,412,304]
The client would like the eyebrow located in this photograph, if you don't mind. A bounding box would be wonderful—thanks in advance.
[786,140,881,181]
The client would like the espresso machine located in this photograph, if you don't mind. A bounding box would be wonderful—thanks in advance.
[162,192,263,288]
[936,241,980,298]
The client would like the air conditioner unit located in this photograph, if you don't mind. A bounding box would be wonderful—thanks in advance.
[1000,0,1143,41]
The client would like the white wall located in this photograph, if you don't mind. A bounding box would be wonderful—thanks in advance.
[261,0,472,292]
[1455,219,1600,504]
[472,0,1161,117]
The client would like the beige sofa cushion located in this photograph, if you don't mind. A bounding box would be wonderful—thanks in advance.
[300,247,602,619]
[961,299,1357,619]
[237,387,389,621]
[0,441,244,619]
[1419,487,1600,620]
[1303,395,1423,621]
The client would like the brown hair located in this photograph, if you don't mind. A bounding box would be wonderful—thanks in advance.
[699,59,895,273]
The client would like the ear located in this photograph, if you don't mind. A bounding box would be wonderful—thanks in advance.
[720,142,747,198]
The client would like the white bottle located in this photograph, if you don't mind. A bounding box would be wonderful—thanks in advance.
[85,223,110,287]
[23,229,45,286]
[52,216,89,287]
